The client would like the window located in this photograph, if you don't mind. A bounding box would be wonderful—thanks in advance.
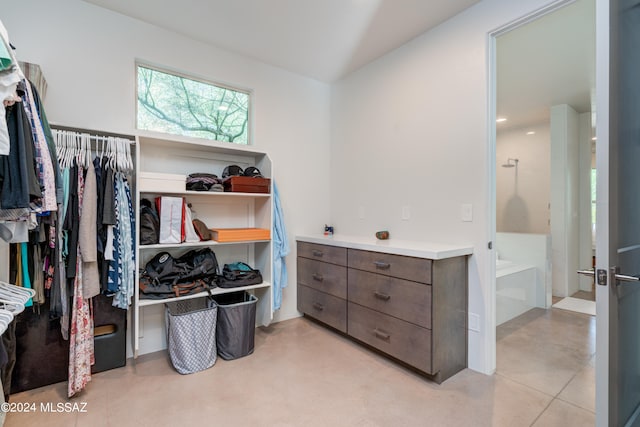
[136,65,250,144]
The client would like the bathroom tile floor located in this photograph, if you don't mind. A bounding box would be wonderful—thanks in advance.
[6,307,595,427]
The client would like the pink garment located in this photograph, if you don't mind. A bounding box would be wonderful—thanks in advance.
[68,167,94,397]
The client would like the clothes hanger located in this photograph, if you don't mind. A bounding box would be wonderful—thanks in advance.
[124,138,134,172]
[0,288,29,305]
[0,281,35,300]
[84,133,91,168]
[108,137,117,170]
[66,132,75,169]
[99,135,105,160]
[121,139,128,172]
[0,299,24,315]
[54,130,64,167]
[121,139,131,173]
[55,131,65,169]
[115,139,123,172]
[0,310,10,335]
[59,131,68,169]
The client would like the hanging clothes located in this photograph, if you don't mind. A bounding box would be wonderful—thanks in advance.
[68,165,94,397]
[272,182,289,311]
[0,19,23,156]
[79,161,99,299]
[28,80,63,204]
[19,243,32,308]
[112,173,135,309]
[21,80,56,212]
[1,100,39,210]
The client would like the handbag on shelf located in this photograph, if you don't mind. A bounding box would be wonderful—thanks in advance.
[139,249,220,299]
[216,262,263,289]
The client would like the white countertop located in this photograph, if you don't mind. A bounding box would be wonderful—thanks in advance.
[296,234,473,260]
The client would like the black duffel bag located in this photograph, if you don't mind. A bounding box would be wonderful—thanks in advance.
[139,249,219,299]
[216,262,263,288]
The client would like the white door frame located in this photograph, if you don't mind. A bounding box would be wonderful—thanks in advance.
[594,0,608,424]
[486,0,577,374]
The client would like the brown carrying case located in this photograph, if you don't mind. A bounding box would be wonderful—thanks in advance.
[223,176,271,193]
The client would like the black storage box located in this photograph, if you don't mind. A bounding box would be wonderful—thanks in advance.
[212,292,257,360]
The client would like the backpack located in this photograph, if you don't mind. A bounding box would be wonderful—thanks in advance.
[139,198,160,245]
[174,248,220,285]
[139,249,220,299]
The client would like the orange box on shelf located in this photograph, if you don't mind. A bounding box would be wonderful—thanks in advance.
[210,228,271,242]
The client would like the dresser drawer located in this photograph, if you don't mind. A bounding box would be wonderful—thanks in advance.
[298,242,347,266]
[348,269,431,329]
[297,257,347,299]
[347,249,432,284]
[298,285,347,333]
[348,302,432,373]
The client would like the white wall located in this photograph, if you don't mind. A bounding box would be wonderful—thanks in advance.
[496,123,551,233]
[2,0,332,354]
[550,104,580,297]
[578,112,594,291]
[330,0,561,374]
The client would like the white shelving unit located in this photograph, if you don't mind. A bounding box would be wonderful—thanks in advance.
[132,130,273,358]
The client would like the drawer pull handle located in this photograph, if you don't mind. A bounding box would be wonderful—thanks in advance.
[312,302,324,311]
[374,261,390,270]
[373,328,390,341]
[312,250,324,257]
[374,291,391,301]
[312,274,324,282]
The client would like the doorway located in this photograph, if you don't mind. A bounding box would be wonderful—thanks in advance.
[494,0,596,327]
[490,0,597,416]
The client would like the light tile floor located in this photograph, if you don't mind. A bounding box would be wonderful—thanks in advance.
[5,307,595,427]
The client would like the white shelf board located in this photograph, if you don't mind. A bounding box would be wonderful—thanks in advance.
[139,240,271,250]
[138,189,270,198]
[137,130,268,156]
[138,281,272,307]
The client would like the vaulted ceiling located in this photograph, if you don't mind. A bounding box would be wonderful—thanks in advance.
[82,0,480,83]
[82,0,594,130]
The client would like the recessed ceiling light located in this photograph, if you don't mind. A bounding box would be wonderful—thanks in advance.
[592,137,597,141]
[526,131,535,135]
[496,118,507,123]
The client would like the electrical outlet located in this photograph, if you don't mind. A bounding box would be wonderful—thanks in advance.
[468,312,480,332]
[358,206,365,219]
[401,205,410,220]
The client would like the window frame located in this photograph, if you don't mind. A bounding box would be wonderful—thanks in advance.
[135,62,253,145]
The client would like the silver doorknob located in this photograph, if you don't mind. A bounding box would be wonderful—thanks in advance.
[577,269,595,277]
[578,268,640,284]
[614,273,640,282]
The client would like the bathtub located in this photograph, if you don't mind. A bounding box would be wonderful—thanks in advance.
[496,259,538,326]
[495,232,551,326]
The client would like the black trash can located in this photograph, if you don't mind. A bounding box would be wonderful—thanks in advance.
[212,292,257,360]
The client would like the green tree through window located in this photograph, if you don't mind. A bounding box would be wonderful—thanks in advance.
[137,65,249,144]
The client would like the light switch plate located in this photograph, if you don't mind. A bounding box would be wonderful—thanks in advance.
[461,204,473,222]
[468,313,480,332]
[401,205,410,220]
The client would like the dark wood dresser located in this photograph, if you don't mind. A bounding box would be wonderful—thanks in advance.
[297,236,471,383]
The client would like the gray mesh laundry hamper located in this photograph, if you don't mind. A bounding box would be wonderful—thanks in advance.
[213,292,257,360]
[165,298,218,374]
